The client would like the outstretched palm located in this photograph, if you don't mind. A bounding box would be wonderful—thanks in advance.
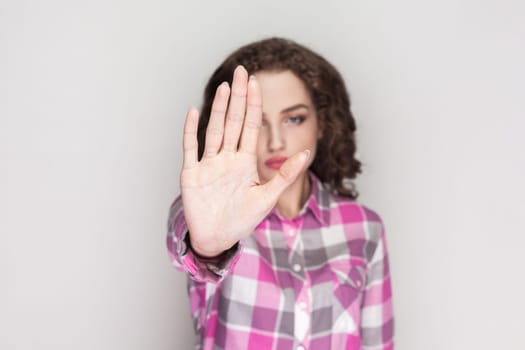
[180,66,310,257]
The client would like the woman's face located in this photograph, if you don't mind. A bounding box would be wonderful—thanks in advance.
[254,70,320,184]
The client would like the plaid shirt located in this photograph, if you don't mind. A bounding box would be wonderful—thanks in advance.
[167,173,394,350]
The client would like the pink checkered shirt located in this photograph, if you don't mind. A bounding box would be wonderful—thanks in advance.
[167,172,394,350]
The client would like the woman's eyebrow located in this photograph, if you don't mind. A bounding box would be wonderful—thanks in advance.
[280,103,310,114]
[262,104,310,117]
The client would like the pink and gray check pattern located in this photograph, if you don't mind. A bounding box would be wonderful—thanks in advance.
[167,173,394,350]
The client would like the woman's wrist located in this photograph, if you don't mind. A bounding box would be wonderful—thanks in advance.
[185,232,237,262]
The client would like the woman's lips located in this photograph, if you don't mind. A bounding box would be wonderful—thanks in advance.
[264,157,288,170]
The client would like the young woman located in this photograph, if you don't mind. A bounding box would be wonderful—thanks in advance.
[167,37,394,350]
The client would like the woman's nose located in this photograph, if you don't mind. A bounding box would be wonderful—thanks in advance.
[268,127,285,152]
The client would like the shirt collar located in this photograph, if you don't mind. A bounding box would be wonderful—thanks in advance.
[305,171,328,225]
[267,171,329,226]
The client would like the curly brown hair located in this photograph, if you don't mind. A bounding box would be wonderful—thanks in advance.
[197,37,362,199]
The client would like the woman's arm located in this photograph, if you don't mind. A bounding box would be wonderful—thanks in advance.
[166,195,242,283]
[360,224,395,350]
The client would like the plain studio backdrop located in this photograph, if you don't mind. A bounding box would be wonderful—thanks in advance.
[2,0,524,349]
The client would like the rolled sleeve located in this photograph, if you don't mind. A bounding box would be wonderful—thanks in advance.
[166,196,242,283]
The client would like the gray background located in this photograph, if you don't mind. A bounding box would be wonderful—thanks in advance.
[3,0,524,349]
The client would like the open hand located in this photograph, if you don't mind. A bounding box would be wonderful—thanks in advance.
[180,66,310,257]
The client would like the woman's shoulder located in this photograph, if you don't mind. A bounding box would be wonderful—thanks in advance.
[329,192,384,225]
[328,195,386,262]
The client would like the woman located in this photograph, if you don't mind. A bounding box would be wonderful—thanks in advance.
[167,37,394,350]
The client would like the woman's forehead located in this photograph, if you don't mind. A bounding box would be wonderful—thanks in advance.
[254,70,313,113]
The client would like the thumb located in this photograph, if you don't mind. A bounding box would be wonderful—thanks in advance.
[260,149,311,205]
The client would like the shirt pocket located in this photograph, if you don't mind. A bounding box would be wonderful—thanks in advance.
[330,260,367,312]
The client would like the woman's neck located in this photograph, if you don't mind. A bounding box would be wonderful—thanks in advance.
[275,172,311,219]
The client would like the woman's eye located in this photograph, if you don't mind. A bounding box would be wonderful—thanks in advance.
[285,116,306,125]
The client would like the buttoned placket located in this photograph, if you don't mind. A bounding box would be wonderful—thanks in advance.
[282,218,312,349]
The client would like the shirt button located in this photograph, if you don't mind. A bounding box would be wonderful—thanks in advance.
[288,229,296,237]
[293,264,301,272]
[298,301,307,310]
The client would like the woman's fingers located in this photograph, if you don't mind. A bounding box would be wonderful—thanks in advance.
[203,82,230,158]
[222,66,248,152]
[182,107,200,169]
[239,75,262,156]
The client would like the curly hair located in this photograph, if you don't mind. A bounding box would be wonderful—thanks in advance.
[197,37,362,199]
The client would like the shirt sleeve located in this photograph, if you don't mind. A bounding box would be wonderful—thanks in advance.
[360,222,395,350]
[187,278,207,349]
[166,195,243,283]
